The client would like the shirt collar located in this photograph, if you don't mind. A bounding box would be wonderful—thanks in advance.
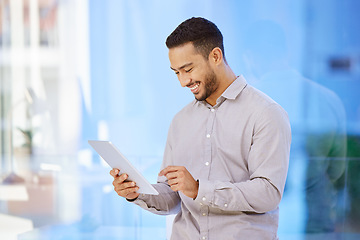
[221,75,247,100]
[197,75,247,108]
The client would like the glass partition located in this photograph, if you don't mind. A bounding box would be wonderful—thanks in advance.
[1,0,359,239]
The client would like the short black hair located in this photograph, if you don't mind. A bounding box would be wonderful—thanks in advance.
[166,17,226,61]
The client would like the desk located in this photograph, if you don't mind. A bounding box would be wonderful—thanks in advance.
[0,213,33,240]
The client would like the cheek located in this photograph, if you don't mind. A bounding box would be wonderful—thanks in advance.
[193,70,207,82]
[199,64,213,80]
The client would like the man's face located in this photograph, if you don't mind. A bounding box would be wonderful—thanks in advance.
[169,43,219,102]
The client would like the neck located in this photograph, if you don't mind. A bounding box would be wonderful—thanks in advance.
[206,64,237,106]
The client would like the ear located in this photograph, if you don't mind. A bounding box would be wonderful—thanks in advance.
[208,47,223,65]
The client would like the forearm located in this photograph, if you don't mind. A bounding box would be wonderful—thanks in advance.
[132,182,181,215]
[195,177,282,214]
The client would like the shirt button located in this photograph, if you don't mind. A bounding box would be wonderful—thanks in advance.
[224,203,228,207]
[211,108,215,112]
[202,197,206,201]
[206,134,211,138]
[205,162,209,166]
[202,237,206,240]
[202,213,206,216]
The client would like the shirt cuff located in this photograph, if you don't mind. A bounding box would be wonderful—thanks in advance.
[126,197,139,202]
[194,179,215,206]
[126,193,149,203]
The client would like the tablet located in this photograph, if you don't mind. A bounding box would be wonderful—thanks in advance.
[88,140,159,195]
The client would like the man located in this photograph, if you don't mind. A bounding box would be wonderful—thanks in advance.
[110,17,291,240]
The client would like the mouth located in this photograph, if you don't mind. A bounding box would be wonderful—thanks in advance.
[189,83,200,94]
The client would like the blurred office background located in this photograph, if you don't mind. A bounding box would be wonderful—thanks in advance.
[0,0,359,239]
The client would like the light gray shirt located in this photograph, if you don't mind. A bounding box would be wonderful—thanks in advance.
[133,75,291,240]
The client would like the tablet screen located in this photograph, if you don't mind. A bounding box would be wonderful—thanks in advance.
[88,140,159,195]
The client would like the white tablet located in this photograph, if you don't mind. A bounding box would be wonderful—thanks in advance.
[88,140,159,195]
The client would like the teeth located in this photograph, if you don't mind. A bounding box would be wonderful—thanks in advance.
[190,84,199,90]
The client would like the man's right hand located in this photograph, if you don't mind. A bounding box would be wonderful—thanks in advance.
[110,168,140,200]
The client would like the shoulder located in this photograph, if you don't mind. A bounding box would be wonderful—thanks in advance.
[232,83,286,116]
[165,99,200,143]
[243,84,277,108]
[172,99,199,123]
[240,84,290,127]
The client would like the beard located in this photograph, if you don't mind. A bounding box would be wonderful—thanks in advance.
[194,68,218,102]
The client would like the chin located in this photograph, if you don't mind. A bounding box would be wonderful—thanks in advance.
[194,94,206,102]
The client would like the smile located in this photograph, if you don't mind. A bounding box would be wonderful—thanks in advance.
[189,83,200,93]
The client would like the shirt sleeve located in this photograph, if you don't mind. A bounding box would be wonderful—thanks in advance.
[132,182,181,215]
[195,104,291,213]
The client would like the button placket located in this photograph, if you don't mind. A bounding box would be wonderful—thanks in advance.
[199,107,215,240]
[199,205,209,240]
[204,107,215,177]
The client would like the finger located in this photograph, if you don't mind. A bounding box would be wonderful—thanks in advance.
[114,181,136,192]
[159,166,174,176]
[165,172,178,180]
[118,186,139,197]
[110,168,120,177]
[113,178,136,189]
[122,181,137,189]
[119,173,128,181]
[167,178,178,186]
[126,192,140,200]
[169,183,179,192]
[112,174,128,187]
[159,166,180,176]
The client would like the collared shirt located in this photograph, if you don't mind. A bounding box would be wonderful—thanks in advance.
[133,75,291,240]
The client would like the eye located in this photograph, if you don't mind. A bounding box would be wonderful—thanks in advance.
[185,68,193,73]
[175,71,179,75]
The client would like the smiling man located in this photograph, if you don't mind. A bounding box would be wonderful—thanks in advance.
[111,17,291,240]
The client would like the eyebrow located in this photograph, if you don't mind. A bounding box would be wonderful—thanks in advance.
[170,62,193,71]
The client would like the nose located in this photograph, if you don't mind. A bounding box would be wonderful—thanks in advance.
[178,74,191,87]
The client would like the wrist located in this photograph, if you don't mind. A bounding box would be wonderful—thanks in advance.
[193,179,199,200]
[126,196,139,202]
